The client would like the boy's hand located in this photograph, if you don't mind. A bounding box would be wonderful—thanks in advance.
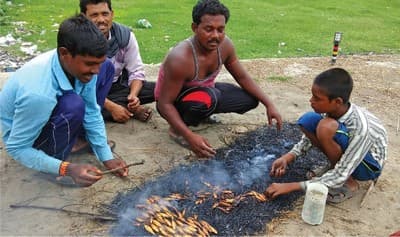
[265,182,301,199]
[269,153,295,177]
[270,157,288,177]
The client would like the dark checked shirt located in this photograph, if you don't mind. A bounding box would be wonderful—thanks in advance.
[290,103,388,189]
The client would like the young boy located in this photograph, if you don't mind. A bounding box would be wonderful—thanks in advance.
[265,68,388,203]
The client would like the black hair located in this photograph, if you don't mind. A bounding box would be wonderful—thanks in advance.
[192,0,230,25]
[313,68,353,104]
[57,14,107,57]
[79,0,112,13]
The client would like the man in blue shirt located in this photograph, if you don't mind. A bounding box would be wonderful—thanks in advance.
[0,14,128,187]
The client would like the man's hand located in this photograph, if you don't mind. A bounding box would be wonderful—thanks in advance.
[103,158,128,177]
[66,163,103,187]
[269,153,295,177]
[266,104,282,131]
[187,133,216,158]
[127,94,140,112]
[265,182,301,199]
[111,104,133,123]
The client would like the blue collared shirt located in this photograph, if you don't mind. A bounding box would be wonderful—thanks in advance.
[0,49,113,174]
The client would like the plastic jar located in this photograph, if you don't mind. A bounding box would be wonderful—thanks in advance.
[301,182,328,225]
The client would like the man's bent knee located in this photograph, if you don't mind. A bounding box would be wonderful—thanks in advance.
[247,97,259,111]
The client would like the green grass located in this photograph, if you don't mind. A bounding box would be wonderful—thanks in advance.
[0,0,399,64]
[266,76,292,82]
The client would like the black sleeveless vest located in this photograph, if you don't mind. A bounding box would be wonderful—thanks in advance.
[107,22,131,58]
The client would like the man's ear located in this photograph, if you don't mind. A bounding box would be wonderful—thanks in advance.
[191,22,197,32]
[58,47,70,57]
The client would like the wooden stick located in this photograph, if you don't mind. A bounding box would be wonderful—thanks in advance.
[359,179,377,208]
[102,160,145,175]
[126,148,158,151]
[9,204,117,221]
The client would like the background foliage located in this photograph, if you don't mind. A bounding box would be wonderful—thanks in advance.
[0,0,399,64]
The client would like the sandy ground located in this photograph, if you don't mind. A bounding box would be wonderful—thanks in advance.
[1,54,399,236]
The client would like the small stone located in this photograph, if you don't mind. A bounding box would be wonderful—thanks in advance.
[234,126,248,134]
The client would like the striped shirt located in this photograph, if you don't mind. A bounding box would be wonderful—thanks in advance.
[290,103,388,188]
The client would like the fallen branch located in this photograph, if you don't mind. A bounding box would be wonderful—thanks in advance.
[102,160,145,175]
[360,179,377,208]
[9,204,117,221]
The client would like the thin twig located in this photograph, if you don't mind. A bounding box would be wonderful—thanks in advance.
[328,203,350,212]
[360,180,376,208]
[101,160,145,174]
[112,150,123,160]
[125,148,158,151]
[9,204,117,221]
[396,114,399,134]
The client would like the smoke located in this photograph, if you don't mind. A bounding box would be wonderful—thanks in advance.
[109,123,325,236]
[236,154,276,187]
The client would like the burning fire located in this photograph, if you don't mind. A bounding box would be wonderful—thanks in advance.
[110,124,315,236]
[134,195,217,236]
[134,182,269,236]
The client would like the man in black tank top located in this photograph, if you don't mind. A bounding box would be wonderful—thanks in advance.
[156,0,282,158]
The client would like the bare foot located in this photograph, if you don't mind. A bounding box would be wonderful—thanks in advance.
[345,176,360,192]
[132,106,153,122]
[71,138,89,153]
[71,139,115,154]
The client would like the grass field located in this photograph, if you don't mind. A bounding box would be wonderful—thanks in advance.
[0,0,399,64]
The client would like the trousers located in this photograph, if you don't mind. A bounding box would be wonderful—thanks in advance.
[174,82,258,126]
[32,60,114,160]
[101,68,156,121]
